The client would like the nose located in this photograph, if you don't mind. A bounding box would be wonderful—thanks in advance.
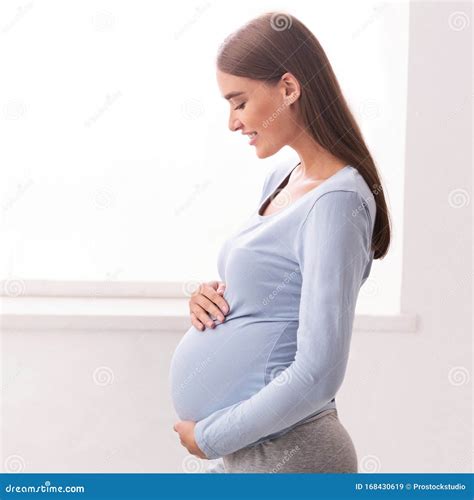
[228,114,243,133]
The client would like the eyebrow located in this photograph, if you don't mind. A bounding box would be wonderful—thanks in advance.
[223,91,246,101]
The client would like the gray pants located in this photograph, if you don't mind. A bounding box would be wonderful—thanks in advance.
[222,409,358,473]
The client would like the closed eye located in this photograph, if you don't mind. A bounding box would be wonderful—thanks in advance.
[234,102,246,110]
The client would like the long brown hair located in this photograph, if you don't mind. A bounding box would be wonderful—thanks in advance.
[217,11,391,259]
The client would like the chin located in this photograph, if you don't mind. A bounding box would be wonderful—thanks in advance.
[255,142,282,159]
[255,148,270,159]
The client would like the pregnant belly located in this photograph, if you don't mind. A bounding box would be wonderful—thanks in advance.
[169,316,296,422]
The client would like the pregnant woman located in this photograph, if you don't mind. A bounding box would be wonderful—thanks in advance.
[170,11,391,473]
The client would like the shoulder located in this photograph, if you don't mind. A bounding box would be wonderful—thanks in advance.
[294,190,371,267]
[302,166,376,236]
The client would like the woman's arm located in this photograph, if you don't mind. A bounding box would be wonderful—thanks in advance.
[193,190,372,459]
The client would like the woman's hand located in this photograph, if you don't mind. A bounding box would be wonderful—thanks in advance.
[189,281,230,331]
[173,420,208,459]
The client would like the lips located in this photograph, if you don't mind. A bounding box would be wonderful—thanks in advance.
[242,131,258,144]
[249,132,258,145]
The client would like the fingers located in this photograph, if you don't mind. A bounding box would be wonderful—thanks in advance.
[190,310,206,331]
[190,304,216,330]
[188,282,230,332]
[196,294,227,322]
[200,283,229,316]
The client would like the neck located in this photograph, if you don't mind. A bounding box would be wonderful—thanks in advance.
[289,131,346,181]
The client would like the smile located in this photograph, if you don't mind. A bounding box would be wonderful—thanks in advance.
[249,132,258,145]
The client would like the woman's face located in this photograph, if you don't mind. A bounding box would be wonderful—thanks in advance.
[216,69,301,159]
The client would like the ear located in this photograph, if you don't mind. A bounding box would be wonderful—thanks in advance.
[280,72,300,103]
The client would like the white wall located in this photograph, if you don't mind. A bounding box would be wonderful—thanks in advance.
[0,0,408,314]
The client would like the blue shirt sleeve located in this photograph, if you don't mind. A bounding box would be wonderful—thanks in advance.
[194,190,372,459]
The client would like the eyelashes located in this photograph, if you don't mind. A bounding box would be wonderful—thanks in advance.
[234,102,246,110]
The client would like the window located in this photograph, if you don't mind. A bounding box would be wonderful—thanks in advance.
[0,0,408,314]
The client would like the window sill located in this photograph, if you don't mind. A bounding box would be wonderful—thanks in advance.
[0,280,418,332]
[1,299,417,333]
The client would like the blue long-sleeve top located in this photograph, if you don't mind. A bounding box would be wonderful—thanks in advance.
[169,160,376,459]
